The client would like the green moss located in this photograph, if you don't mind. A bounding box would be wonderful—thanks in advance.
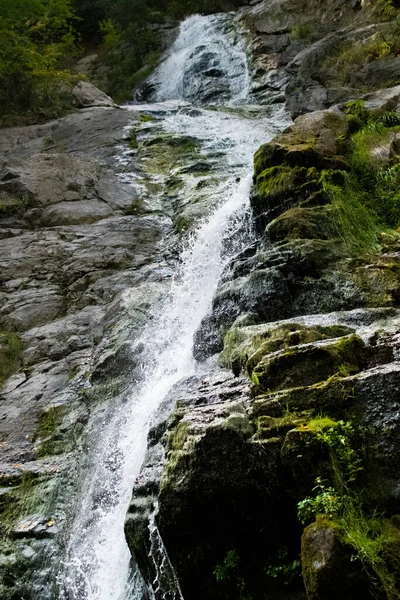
[304,416,338,432]
[169,420,189,453]
[321,33,393,86]
[290,22,314,41]
[139,113,156,122]
[257,412,307,438]
[0,332,23,387]
[127,128,139,149]
[351,261,400,306]
[267,206,336,243]
[138,135,200,175]
[0,473,39,536]
[221,323,355,377]
[251,335,365,394]
[174,215,191,233]
[255,164,319,203]
[33,405,69,457]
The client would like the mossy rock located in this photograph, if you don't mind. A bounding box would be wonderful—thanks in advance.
[256,410,312,440]
[137,134,200,175]
[252,165,322,227]
[254,108,349,177]
[220,322,355,377]
[285,238,346,274]
[301,517,373,600]
[33,405,69,458]
[251,334,365,394]
[281,427,331,495]
[351,262,400,307]
[267,206,337,243]
[157,420,302,600]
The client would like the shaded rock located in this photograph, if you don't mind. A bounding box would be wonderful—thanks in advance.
[351,57,400,91]
[301,519,372,600]
[40,199,113,226]
[72,54,98,76]
[126,367,304,600]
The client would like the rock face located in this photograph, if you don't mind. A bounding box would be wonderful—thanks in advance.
[239,0,400,117]
[0,105,184,598]
[126,97,400,600]
[72,80,116,108]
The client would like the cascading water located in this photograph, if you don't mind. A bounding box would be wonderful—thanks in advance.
[59,12,289,600]
[149,13,250,104]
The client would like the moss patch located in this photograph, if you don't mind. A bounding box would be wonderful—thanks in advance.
[33,405,69,457]
[0,332,23,387]
[267,206,337,243]
[220,322,355,377]
[138,135,200,175]
[251,335,365,394]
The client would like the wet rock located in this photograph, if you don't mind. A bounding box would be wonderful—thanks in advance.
[126,367,303,600]
[13,514,58,538]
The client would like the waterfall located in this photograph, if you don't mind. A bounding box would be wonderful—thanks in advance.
[58,13,289,600]
[149,13,250,104]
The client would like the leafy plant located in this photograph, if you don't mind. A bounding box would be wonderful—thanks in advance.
[298,477,346,524]
[214,550,252,599]
[265,548,301,585]
[0,0,80,125]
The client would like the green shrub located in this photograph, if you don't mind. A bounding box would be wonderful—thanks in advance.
[0,0,80,125]
[321,171,380,254]
[298,477,346,524]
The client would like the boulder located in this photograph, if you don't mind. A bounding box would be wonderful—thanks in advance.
[301,519,372,600]
[72,81,116,108]
[362,84,400,114]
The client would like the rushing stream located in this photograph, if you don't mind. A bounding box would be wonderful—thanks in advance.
[59,13,289,600]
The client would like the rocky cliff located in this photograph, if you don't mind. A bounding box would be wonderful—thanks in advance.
[1,1,400,599]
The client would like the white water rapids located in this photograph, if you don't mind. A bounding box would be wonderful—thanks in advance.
[59,13,289,600]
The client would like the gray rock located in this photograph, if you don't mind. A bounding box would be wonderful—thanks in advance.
[362,84,400,113]
[72,81,116,109]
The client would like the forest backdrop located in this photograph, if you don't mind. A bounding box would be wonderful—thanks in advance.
[0,0,230,126]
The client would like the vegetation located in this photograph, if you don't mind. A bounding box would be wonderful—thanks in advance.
[0,0,235,124]
[0,331,22,386]
[0,0,81,125]
[290,21,314,41]
[214,550,253,599]
[317,103,400,254]
[298,418,400,599]
[321,0,400,86]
